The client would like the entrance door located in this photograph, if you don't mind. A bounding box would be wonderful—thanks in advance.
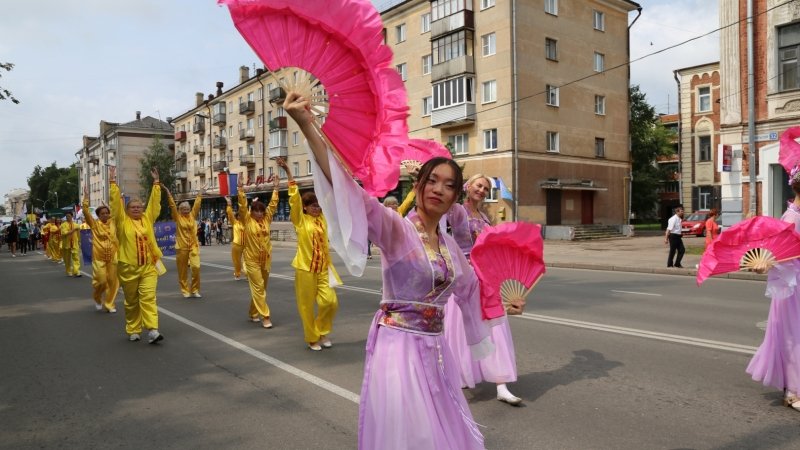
[581,191,594,224]
[546,190,562,225]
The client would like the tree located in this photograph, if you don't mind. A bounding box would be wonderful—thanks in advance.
[630,85,674,220]
[1,62,20,104]
[0,205,6,215]
[27,162,79,211]
[138,136,176,220]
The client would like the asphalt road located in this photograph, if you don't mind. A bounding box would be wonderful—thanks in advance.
[2,245,799,450]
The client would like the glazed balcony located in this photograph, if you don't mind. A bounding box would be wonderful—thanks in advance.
[431,103,476,128]
[175,150,187,160]
[269,87,286,104]
[431,55,474,83]
[212,113,226,126]
[239,101,255,115]
[239,128,256,141]
[239,155,257,166]
[431,9,473,39]
[268,146,288,159]
[212,160,227,171]
[193,145,205,155]
[213,136,227,149]
[175,170,188,179]
[269,116,287,130]
[175,131,187,142]
[193,121,205,134]
[193,166,206,177]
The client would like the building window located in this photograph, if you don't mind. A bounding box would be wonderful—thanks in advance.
[545,38,558,61]
[292,162,300,177]
[545,0,558,15]
[481,0,495,9]
[483,129,498,151]
[432,30,474,65]
[269,166,274,177]
[396,63,407,81]
[697,86,711,112]
[481,33,496,57]
[547,131,559,152]
[698,135,712,161]
[293,131,299,146]
[431,0,472,21]
[698,186,713,210]
[448,133,469,155]
[395,23,406,43]
[482,80,497,103]
[421,13,431,33]
[422,54,432,75]
[422,96,433,116]
[546,84,559,106]
[258,114,263,128]
[432,76,474,109]
[593,10,605,31]
[779,22,800,91]
[595,95,606,115]
[594,52,605,72]
[257,87,263,100]
[259,142,264,155]
[595,138,605,158]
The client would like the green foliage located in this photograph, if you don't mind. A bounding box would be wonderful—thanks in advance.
[0,205,6,215]
[630,85,674,220]
[27,162,80,211]
[1,62,20,104]
[138,136,176,220]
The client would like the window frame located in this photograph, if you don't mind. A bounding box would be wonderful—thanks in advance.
[698,135,712,162]
[595,137,605,158]
[481,33,496,57]
[422,54,432,75]
[480,0,495,10]
[594,52,605,72]
[546,131,560,152]
[545,37,558,61]
[697,86,712,113]
[593,10,605,31]
[396,62,408,81]
[448,133,469,155]
[779,22,800,92]
[546,84,559,107]
[395,23,407,43]
[545,0,558,16]
[421,13,431,33]
[483,128,498,152]
[595,95,606,115]
[422,96,433,117]
[482,79,497,104]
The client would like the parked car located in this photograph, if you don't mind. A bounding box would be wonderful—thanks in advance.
[681,210,720,237]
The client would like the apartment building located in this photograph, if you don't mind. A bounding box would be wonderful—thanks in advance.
[719,0,800,222]
[380,0,640,226]
[77,112,174,207]
[657,113,680,224]
[674,62,722,215]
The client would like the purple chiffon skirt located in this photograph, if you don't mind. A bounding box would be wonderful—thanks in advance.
[746,291,800,393]
[443,297,517,388]
[358,316,485,450]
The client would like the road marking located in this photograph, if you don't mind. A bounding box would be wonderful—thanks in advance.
[159,307,361,404]
[611,290,662,297]
[517,313,758,355]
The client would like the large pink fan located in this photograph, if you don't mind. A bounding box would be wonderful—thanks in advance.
[696,216,800,285]
[401,139,453,174]
[779,126,800,173]
[470,222,545,319]
[220,0,409,196]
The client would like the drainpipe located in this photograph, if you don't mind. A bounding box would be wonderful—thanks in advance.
[511,0,518,221]
[747,0,757,215]
[627,7,642,226]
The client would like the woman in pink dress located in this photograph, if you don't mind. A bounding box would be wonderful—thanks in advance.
[444,174,521,405]
[746,169,800,410]
[285,91,494,449]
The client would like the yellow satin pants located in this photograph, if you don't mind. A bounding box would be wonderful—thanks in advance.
[294,269,338,343]
[175,248,200,295]
[48,240,60,261]
[92,259,119,311]
[62,247,81,275]
[231,243,244,278]
[244,260,271,319]
[118,262,159,334]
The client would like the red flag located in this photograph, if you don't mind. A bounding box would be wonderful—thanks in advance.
[219,172,230,196]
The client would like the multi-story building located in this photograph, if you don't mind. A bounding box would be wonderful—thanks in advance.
[169,66,318,221]
[657,113,680,225]
[77,112,174,207]
[674,62,722,215]
[380,0,640,227]
[719,0,800,222]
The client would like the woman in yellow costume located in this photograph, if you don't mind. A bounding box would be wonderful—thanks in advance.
[228,173,279,328]
[60,211,82,277]
[109,166,164,344]
[82,186,119,313]
[277,158,340,351]
[165,186,204,298]
[226,194,245,281]
[46,217,61,262]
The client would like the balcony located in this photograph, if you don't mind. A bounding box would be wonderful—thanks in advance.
[175,131,187,142]
[431,55,474,83]
[268,146,288,159]
[175,170,188,179]
[269,87,286,104]
[106,141,117,151]
[239,155,257,166]
[88,152,99,163]
[193,145,205,155]
[212,112,226,126]
[212,160,227,171]
[431,103,476,128]
[269,116,287,130]
[239,101,255,115]
[213,136,227,149]
[239,128,256,141]
[193,166,206,177]
[193,121,205,134]
[175,150,187,160]
[431,9,474,39]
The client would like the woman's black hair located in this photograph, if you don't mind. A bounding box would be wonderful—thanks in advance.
[250,200,266,213]
[414,157,463,212]
[95,206,110,216]
[301,191,318,208]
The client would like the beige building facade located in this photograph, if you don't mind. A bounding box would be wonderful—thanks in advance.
[381,0,639,225]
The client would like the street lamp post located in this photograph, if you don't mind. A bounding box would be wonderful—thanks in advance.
[54,191,59,209]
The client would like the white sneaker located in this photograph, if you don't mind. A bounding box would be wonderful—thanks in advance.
[234,275,241,281]
[147,329,163,344]
[129,333,141,342]
[191,292,202,298]
[182,293,191,298]
[11,254,16,258]
[497,392,522,406]
[108,308,117,313]
[94,303,103,311]
[250,316,261,322]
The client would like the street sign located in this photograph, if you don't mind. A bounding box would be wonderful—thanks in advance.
[742,132,778,142]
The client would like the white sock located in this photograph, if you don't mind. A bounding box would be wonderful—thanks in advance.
[497,383,515,398]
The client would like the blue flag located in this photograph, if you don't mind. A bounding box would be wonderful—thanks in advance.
[495,177,513,201]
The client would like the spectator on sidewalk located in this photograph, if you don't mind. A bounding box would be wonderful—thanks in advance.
[18,220,29,256]
[704,208,721,249]
[7,219,19,257]
[665,205,685,268]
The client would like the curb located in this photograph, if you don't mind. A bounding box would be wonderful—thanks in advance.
[547,262,767,282]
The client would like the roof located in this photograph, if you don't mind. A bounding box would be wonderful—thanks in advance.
[118,116,173,131]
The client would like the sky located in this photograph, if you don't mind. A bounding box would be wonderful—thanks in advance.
[0,0,719,200]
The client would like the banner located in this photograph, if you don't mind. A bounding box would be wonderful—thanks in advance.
[218,173,239,197]
[494,177,514,201]
[79,221,177,265]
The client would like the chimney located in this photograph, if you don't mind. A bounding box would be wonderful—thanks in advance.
[136,111,141,120]
[196,92,204,107]
[215,81,224,96]
[239,65,250,84]
[256,68,265,76]
[208,94,215,101]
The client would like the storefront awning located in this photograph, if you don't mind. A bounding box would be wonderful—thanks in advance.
[540,180,608,191]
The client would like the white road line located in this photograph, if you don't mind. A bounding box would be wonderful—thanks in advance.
[518,313,758,355]
[611,290,663,297]
[159,307,360,404]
